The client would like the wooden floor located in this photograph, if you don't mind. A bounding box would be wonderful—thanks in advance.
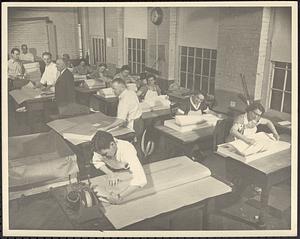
[7,106,291,230]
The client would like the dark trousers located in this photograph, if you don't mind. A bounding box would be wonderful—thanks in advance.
[133,117,146,164]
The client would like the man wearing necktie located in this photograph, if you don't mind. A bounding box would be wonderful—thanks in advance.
[55,58,76,108]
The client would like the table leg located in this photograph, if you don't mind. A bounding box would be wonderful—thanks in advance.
[203,198,215,230]
[257,183,270,229]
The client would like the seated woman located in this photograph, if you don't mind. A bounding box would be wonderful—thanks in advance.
[88,63,108,80]
[226,102,280,144]
[137,74,161,101]
[136,72,147,90]
[73,59,92,75]
[113,65,135,84]
[177,90,210,115]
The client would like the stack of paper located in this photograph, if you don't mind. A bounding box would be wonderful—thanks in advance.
[73,74,87,81]
[97,87,116,98]
[83,79,106,89]
[141,95,171,112]
[217,132,291,163]
[23,62,41,83]
[164,119,209,133]
[9,88,43,104]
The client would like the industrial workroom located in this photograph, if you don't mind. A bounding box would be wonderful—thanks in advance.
[2,2,297,238]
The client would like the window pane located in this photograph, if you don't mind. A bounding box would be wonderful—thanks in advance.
[188,47,195,56]
[188,57,194,73]
[181,56,187,71]
[181,46,187,55]
[195,58,202,74]
[133,63,136,74]
[142,64,145,72]
[210,60,216,77]
[194,74,201,91]
[196,48,203,58]
[133,39,136,49]
[272,68,285,90]
[209,77,215,95]
[275,61,287,68]
[203,59,209,76]
[270,90,283,111]
[133,50,136,61]
[203,49,211,59]
[180,72,187,87]
[287,63,291,69]
[285,70,291,91]
[128,50,132,61]
[202,76,208,94]
[137,39,141,49]
[283,92,291,113]
[128,39,131,49]
[187,73,193,89]
[211,50,217,59]
[137,49,141,62]
[137,63,140,73]
[142,39,145,49]
[142,51,145,64]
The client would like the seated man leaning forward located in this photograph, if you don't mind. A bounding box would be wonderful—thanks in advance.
[91,130,147,204]
[227,102,280,144]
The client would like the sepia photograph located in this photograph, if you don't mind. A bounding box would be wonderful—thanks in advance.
[1,1,297,237]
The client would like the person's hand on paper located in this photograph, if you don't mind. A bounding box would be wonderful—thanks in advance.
[107,173,121,187]
[108,192,123,205]
[245,138,256,145]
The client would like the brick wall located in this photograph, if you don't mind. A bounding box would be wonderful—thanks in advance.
[8,7,80,59]
[8,19,49,59]
[215,7,264,97]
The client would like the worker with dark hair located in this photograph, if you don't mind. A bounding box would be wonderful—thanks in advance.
[73,59,92,75]
[137,74,161,101]
[87,62,108,80]
[113,65,135,84]
[177,90,210,115]
[8,48,25,80]
[227,102,280,144]
[91,130,147,204]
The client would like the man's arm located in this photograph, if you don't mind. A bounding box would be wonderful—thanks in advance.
[260,118,280,140]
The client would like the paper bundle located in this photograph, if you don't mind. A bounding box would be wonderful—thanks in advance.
[74,74,87,81]
[175,115,207,127]
[141,95,171,112]
[83,79,106,89]
[97,87,116,98]
[23,62,41,83]
[217,132,291,163]
[164,119,210,133]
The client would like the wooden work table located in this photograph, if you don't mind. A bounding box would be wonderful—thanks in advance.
[75,86,106,107]
[9,156,231,231]
[219,134,291,229]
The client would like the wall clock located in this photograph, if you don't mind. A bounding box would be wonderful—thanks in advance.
[151,7,163,26]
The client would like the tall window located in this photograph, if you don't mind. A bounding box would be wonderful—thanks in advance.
[127,38,146,74]
[91,36,105,65]
[269,61,291,114]
[179,46,217,95]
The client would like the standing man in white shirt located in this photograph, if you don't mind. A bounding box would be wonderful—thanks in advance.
[91,130,147,204]
[36,52,58,90]
[20,44,34,63]
[100,78,145,163]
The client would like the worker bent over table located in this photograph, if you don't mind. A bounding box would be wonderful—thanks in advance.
[91,130,147,205]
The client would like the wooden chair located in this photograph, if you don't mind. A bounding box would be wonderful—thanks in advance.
[212,117,234,152]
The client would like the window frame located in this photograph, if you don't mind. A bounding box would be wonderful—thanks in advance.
[268,61,291,114]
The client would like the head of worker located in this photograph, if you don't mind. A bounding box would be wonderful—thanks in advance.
[91,130,117,160]
[120,65,130,77]
[191,90,205,105]
[11,48,21,61]
[42,52,53,66]
[246,102,265,125]
[21,44,28,54]
[111,78,127,97]
[146,74,156,87]
[98,63,107,73]
[56,58,67,73]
